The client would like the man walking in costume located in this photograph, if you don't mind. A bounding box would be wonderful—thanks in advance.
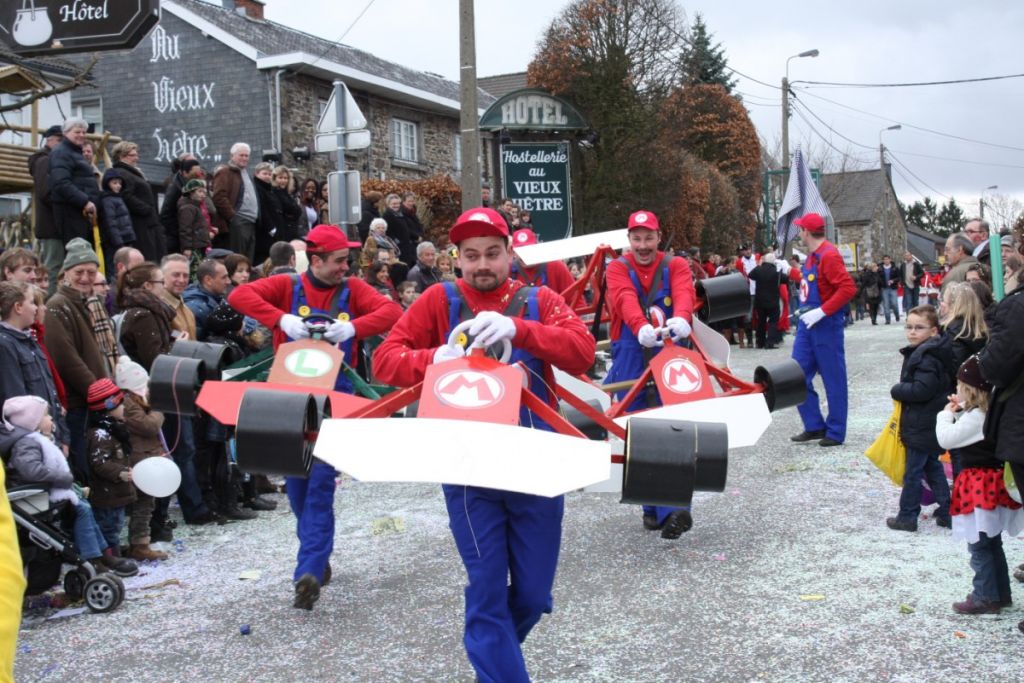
[603,210,697,539]
[788,212,857,447]
[373,208,594,683]
[509,228,575,294]
[229,225,401,609]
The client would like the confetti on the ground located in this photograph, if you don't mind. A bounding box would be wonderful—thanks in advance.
[238,570,262,580]
[954,631,967,639]
[899,604,915,615]
[799,594,826,602]
[372,516,406,535]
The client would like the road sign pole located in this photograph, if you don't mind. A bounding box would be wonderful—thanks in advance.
[333,80,351,235]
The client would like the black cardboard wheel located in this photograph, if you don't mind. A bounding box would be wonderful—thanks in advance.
[236,390,316,478]
[696,273,751,324]
[754,360,808,412]
[169,340,230,381]
[559,399,607,441]
[149,355,205,417]
[620,418,728,507]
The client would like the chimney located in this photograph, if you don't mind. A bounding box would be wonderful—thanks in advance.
[223,0,265,20]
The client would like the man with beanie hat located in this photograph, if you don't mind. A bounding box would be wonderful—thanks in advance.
[44,239,113,482]
[789,212,857,447]
[229,224,402,609]
[603,209,698,539]
[373,207,594,682]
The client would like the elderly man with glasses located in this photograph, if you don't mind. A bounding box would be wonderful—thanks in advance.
[943,232,979,289]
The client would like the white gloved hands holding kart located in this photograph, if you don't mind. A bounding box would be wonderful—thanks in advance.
[323,320,355,344]
[433,344,466,364]
[637,323,663,348]
[468,311,517,347]
[799,307,826,329]
[279,313,310,340]
[665,317,692,340]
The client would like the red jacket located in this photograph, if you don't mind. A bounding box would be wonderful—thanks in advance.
[512,259,576,296]
[227,272,402,351]
[806,241,857,316]
[605,252,695,341]
[373,278,594,389]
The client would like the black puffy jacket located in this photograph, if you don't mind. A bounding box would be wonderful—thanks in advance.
[48,139,100,244]
[114,161,165,262]
[890,333,954,453]
[941,318,986,386]
[979,284,1024,464]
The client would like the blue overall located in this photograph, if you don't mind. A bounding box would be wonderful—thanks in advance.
[284,276,354,583]
[602,257,689,527]
[441,281,564,683]
[510,262,547,287]
[791,245,848,443]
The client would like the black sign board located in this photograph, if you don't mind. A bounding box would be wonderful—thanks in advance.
[501,142,573,242]
[1,0,160,57]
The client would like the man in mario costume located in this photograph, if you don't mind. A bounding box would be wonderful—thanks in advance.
[373,207,594,683]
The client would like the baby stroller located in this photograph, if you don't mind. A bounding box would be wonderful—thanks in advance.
[8,485,126,613]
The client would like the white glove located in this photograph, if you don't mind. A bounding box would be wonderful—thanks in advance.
[468,311,517,347]
[800,307,826,329]
[279,313,310,339]
[665,317,692,340]
[637,324,663,348]
[433,344,466,364]
[323,320,355,344]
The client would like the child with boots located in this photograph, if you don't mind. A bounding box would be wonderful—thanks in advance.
[114,356,169,562]
[937,355,1024,614]
[85,378,137,558]
[98,169,136,270]
[887,305,955,532]
[177,179,216,279]
[1,395,137,576]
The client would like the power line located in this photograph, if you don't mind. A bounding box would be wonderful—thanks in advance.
[889,163,930,200]
[791,99,874,150]
[886,148,1024,170]
[791,72,1024,88]
[290,0,378,78]
[886,153,951,200]
[789,104,874,165]
[792,87,1024,154]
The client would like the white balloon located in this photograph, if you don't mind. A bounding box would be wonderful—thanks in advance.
[132,457,182,498]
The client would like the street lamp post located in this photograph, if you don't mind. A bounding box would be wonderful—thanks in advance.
[781,49,819,172]
[879,125,901,252]
[980,184,998,219]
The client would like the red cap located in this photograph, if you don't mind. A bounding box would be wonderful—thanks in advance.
[794,212,826,234]
[87,378,124,412]
[449,207,509,245]
[512,228,538,248]
[305,225,361,254]
[628,210,659,231]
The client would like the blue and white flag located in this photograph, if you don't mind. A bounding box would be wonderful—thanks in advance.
[775,148,833,246]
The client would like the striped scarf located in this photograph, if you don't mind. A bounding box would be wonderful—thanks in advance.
[86,294,118,376]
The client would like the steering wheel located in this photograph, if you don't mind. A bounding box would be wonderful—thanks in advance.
[447,319,512,364]
[301,313,335,339]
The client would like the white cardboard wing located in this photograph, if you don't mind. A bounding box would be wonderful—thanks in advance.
[515,229,629,267]
[693,317,731,369]
[612,393,771,449]
[554,368,611,411]
[314,418,610,498]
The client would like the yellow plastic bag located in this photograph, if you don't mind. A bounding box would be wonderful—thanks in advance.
[864,402,906,486]
[92,219,106,277]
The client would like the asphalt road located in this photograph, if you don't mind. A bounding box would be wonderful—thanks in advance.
[14,321,1024,682]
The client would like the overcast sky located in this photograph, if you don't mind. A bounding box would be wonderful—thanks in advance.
[261,0,1024,224]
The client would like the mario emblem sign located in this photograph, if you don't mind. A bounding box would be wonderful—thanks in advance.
[799,279,809,303]
[648,346,715,404]
[648,306,667,329]
[434,370,504,409]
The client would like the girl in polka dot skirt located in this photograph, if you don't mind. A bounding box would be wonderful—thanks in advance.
[936,355,1024,615]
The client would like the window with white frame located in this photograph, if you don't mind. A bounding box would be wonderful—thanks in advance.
[71,98,103,132]
[453,133,462,172]
[391,118,418,163]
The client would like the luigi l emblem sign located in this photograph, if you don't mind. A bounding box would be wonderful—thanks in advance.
[1,0,160,57]
[284,348,335,379]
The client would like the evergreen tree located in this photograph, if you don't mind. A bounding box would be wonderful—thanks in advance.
[905,197,939,232]
[935,198,967,238]
[677,14,737,95]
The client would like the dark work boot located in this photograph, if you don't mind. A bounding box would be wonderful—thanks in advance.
[660,509,693,539]
[791,429,826,443]
[294,574,320,610]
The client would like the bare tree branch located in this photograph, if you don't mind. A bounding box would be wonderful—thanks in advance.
[0,55,99,114]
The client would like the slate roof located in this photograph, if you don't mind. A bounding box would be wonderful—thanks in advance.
[820,167,887,225]
[478,72,528,99]
[0,44,90,81]
[172,0,494,110]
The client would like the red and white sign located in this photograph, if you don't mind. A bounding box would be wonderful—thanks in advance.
[660,358,703,395]
[434,369,505,409]
[799,279,809,303]
[647,306,666,329]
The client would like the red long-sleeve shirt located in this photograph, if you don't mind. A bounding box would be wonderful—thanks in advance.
[512,259,576,296]
[227,272,402,351]
[373,278,594,388]
[606,253,695,341]
[807,241,857,316]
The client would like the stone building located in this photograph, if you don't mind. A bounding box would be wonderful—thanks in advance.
[821,166,908,265]
[68,0,494,192]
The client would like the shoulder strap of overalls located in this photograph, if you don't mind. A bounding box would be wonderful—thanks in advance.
[290,272,349,318]
[620,254,670,318]
[503,286,537,320]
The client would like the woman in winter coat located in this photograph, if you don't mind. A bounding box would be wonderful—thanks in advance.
[253,162,284,266]
[112,141,166,262]
[117,263,176,372]
[383,193,415,266]
[357,191,383,243]
[296,178,322,234]
[272,166,303,241]
[862,263,883,325]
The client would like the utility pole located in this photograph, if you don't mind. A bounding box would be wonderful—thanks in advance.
[781,76,790,173]
[459,0,482,210]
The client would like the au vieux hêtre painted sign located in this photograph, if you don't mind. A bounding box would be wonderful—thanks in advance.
[501,142,572,242]
[1,0,160,56]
